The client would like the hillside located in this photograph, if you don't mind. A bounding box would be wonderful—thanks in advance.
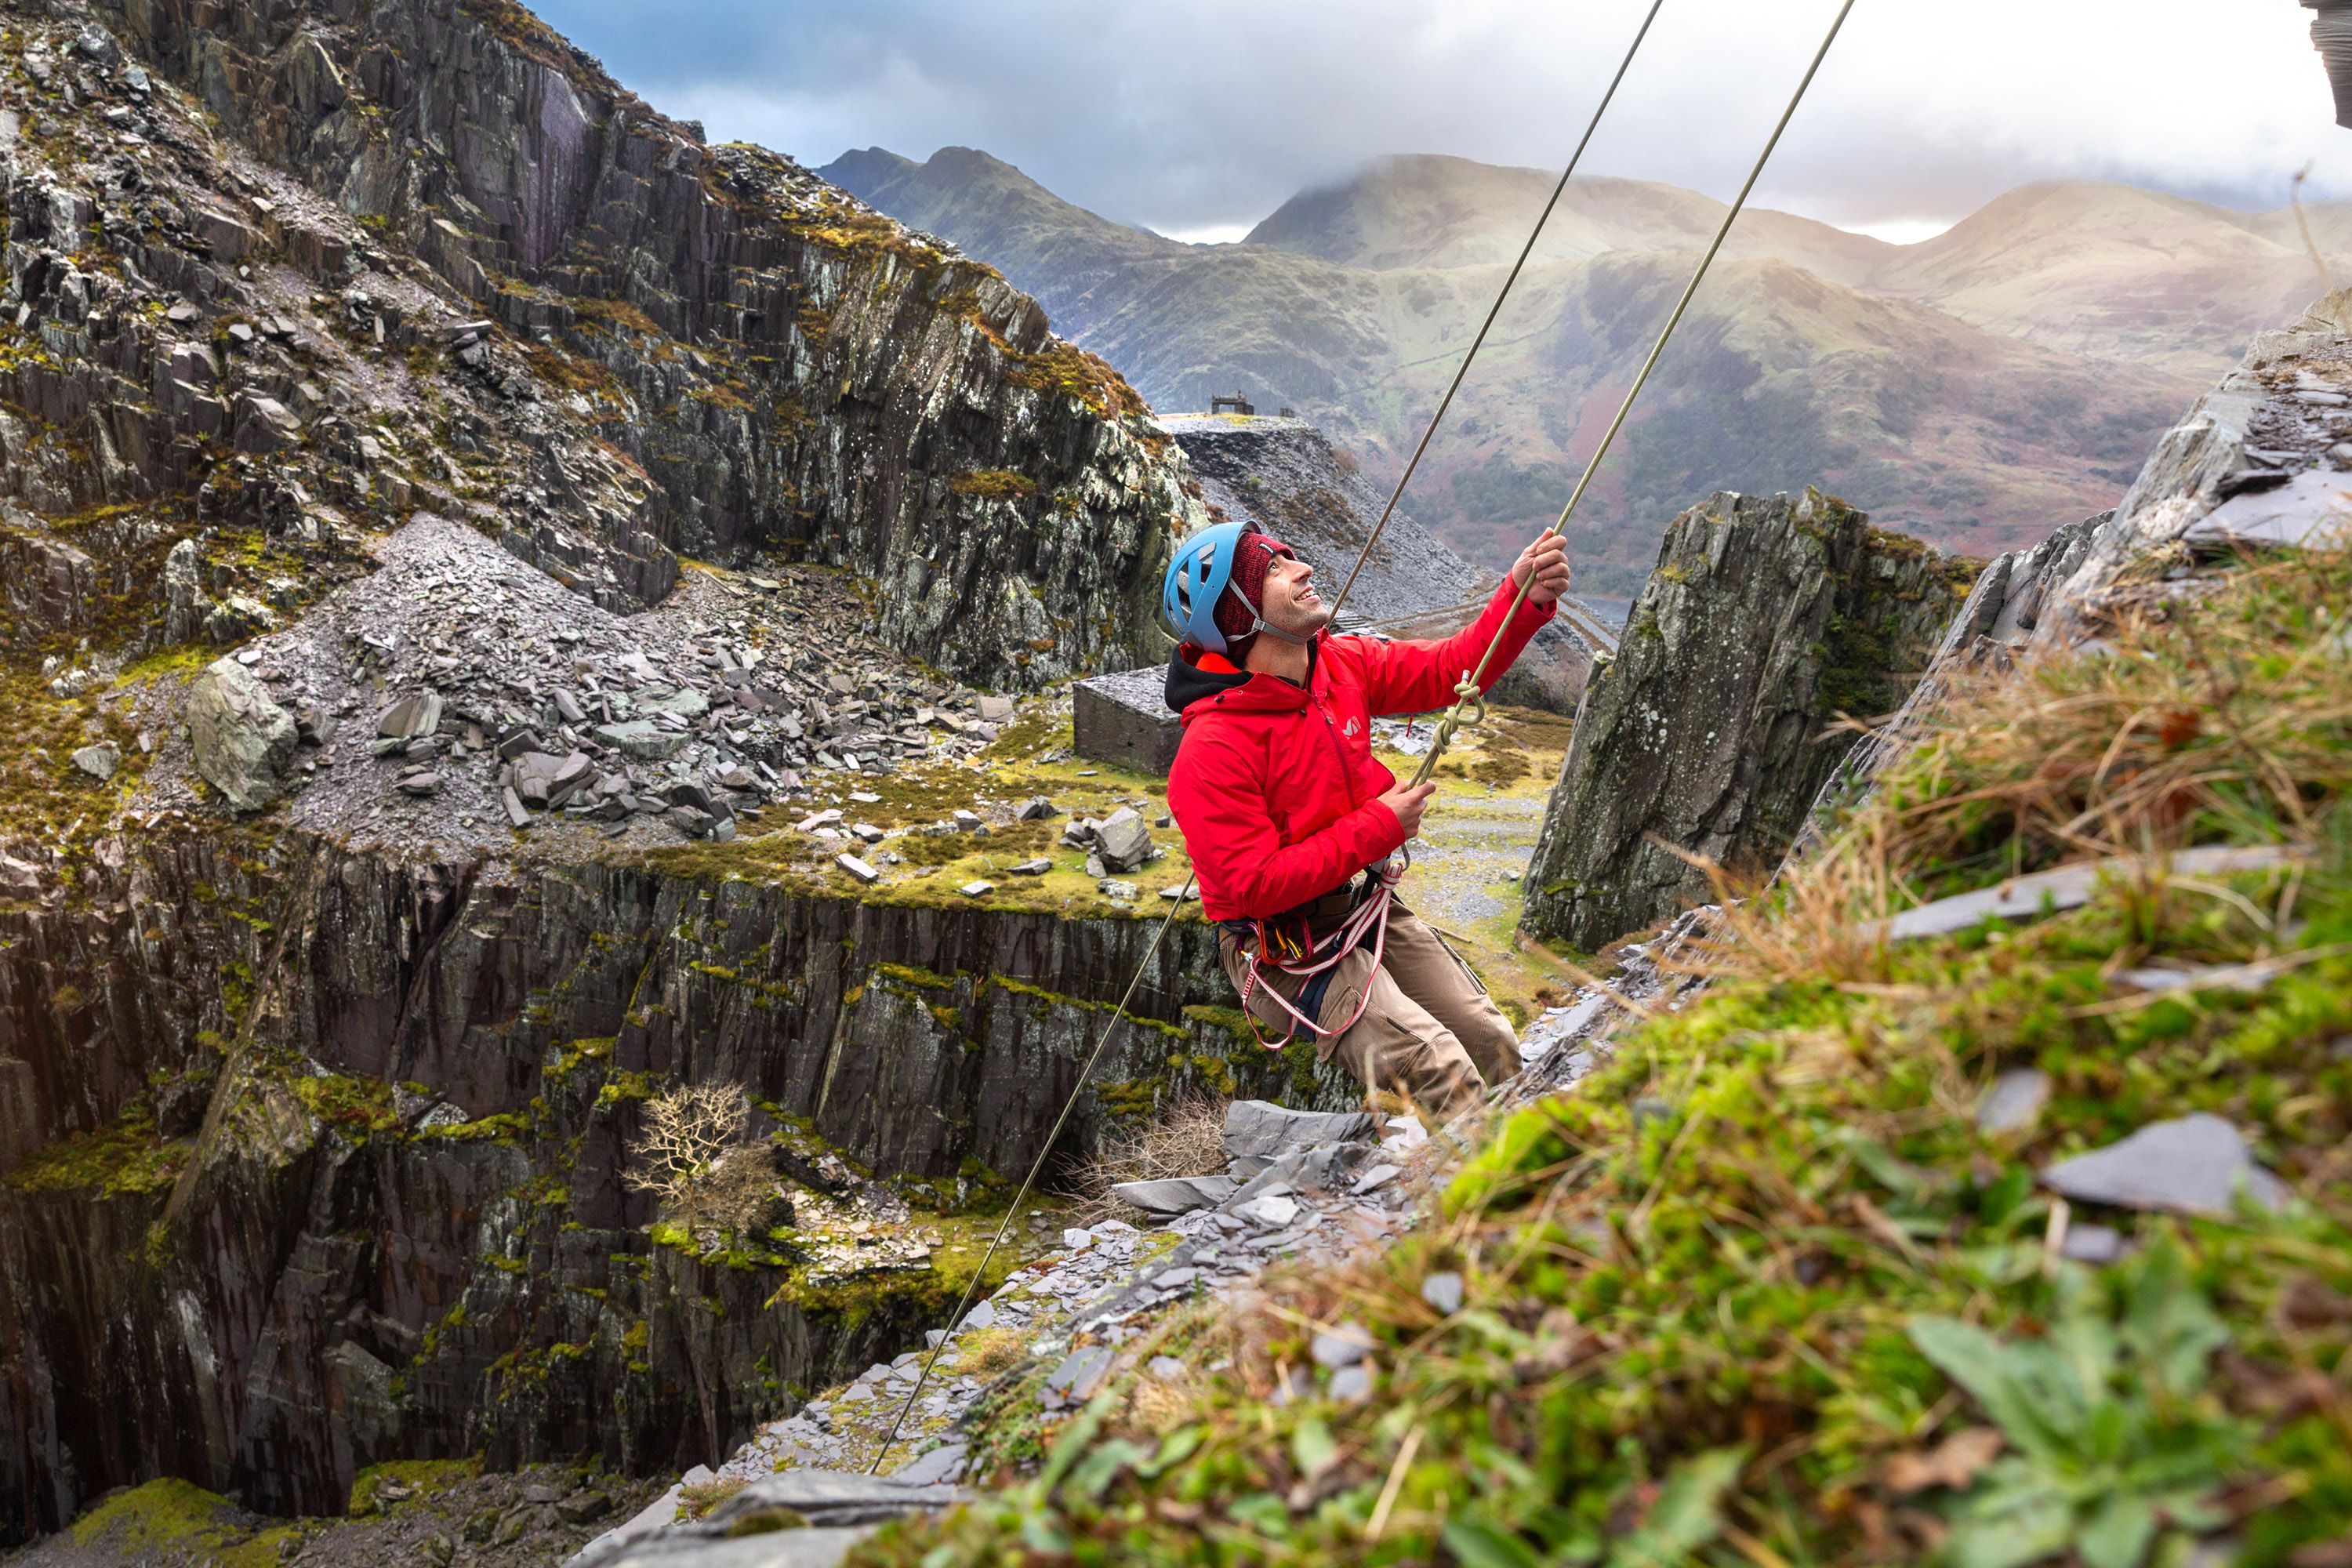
[1245,152,1893,283]
[1871,179,2339,376]
[822,148,2336,593]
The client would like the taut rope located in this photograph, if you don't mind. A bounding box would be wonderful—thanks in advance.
[1323,0,1668,626]
[1406,0,1862,790]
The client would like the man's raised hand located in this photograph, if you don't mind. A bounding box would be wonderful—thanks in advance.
[1510,529,1572,606]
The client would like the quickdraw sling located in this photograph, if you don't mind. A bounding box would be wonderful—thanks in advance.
[1227,855,1406,1049]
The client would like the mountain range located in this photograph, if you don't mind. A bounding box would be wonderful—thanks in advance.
[823,148,2347,592]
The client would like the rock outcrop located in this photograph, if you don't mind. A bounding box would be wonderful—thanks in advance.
[3,0,1195,692]
[0,819,1351,1539]
[187,655,297,809]
[1519,491,1964,950]
[2039,290,2352,635]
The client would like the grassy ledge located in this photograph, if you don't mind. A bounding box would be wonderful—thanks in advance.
[858,544,2352,1567]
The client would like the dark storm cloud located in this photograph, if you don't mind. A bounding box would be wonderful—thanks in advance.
[531,0,2352,236]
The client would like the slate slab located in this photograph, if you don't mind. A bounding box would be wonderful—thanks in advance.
[1112,1175,1238,1215]
[1222,1100,1380,1161]
[1877,845,2295,942]
[1074,666,1182,775]
[2042,1113,2288,1216]
[1976,1069,2050,1135]
[890,1442,967,1487]
[2183,467,2352,552]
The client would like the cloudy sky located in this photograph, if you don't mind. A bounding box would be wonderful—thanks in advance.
[532,0,2350,243]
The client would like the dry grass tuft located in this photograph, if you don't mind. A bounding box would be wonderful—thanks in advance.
[1067,1096,1231,1226]
[949,1325,1029,1381]
[677,1475,746,1520]
[1680,550,2352,989]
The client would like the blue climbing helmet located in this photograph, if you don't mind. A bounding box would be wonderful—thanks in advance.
[1163,521,1295,655]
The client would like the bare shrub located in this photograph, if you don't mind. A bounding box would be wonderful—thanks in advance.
[1069,1096,1231,1226]
[626,1082,775,1232]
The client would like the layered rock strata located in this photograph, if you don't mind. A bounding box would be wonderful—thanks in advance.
[5,0,1193,691]
[0,813,1349,1541]
[1519,491,1964,950]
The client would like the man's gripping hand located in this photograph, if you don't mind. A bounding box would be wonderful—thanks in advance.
[1510,529,1572,606]
[1377,780,1437,840]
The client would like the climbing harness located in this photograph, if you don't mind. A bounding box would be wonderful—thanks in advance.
[1228,855,1406,1048]
[1323,0,1668,629]
[872,0,1860,1471]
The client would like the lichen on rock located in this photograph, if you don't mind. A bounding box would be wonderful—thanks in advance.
[187,655,297,811]
[1519,488,1964,950]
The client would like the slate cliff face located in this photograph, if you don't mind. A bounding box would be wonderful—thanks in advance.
[33,0,1192,688]
[1519,491,1963,949]
[0,821,1346,1539]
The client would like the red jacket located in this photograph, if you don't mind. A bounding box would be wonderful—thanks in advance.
[1164,580,1556,923]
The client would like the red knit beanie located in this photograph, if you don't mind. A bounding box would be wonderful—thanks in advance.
[1214,530,1294,649]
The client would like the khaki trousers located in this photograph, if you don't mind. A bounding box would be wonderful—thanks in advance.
[1216,904,1521,1116]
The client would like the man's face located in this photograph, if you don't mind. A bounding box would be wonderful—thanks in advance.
[1257,552,1331,638]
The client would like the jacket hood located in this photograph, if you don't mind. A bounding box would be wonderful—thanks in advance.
[1166,641,1323,722]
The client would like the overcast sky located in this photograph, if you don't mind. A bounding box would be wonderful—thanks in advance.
[532,0,2352,243]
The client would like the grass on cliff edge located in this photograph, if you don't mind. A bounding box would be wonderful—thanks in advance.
[856,546,2352,1568]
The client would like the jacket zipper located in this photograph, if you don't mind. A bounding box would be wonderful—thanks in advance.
[1314,692,1358,808]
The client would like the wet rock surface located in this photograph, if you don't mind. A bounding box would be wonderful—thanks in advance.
[1520,490,1964,951]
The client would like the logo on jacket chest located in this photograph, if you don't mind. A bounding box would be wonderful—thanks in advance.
[1341,717,1362,739]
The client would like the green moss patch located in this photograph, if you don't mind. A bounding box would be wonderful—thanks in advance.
[5,1102,188,1199]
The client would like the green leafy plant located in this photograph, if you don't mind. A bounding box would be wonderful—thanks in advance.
[1908,1242,2244,1568]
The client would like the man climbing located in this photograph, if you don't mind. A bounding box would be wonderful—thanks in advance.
[1162,521,1570,1116]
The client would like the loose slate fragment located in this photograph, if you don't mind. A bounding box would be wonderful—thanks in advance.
[1234,1193,1301,1229]
[1111,1175,1237,1215]
[1420,1271,1465,1316]
[1045,1346,1114,1402]
[836,854,881,884]
[2060,1224,2127,1264]
[376,691,442,739]
[1223,1100,1380,1161]
[1976,1069,2050,1136]
[2183,467,2352,553]
[1310,1322,1374,1368]
[2042,1113,2288,1217]
[1876,845,2296,942]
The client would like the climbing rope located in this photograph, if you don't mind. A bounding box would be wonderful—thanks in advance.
[1323,0,1668,627]
[868,0,1860,1471]
[866,13,1679,1473]
[1404,0,1861,790]
[868,875,1195,1475]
